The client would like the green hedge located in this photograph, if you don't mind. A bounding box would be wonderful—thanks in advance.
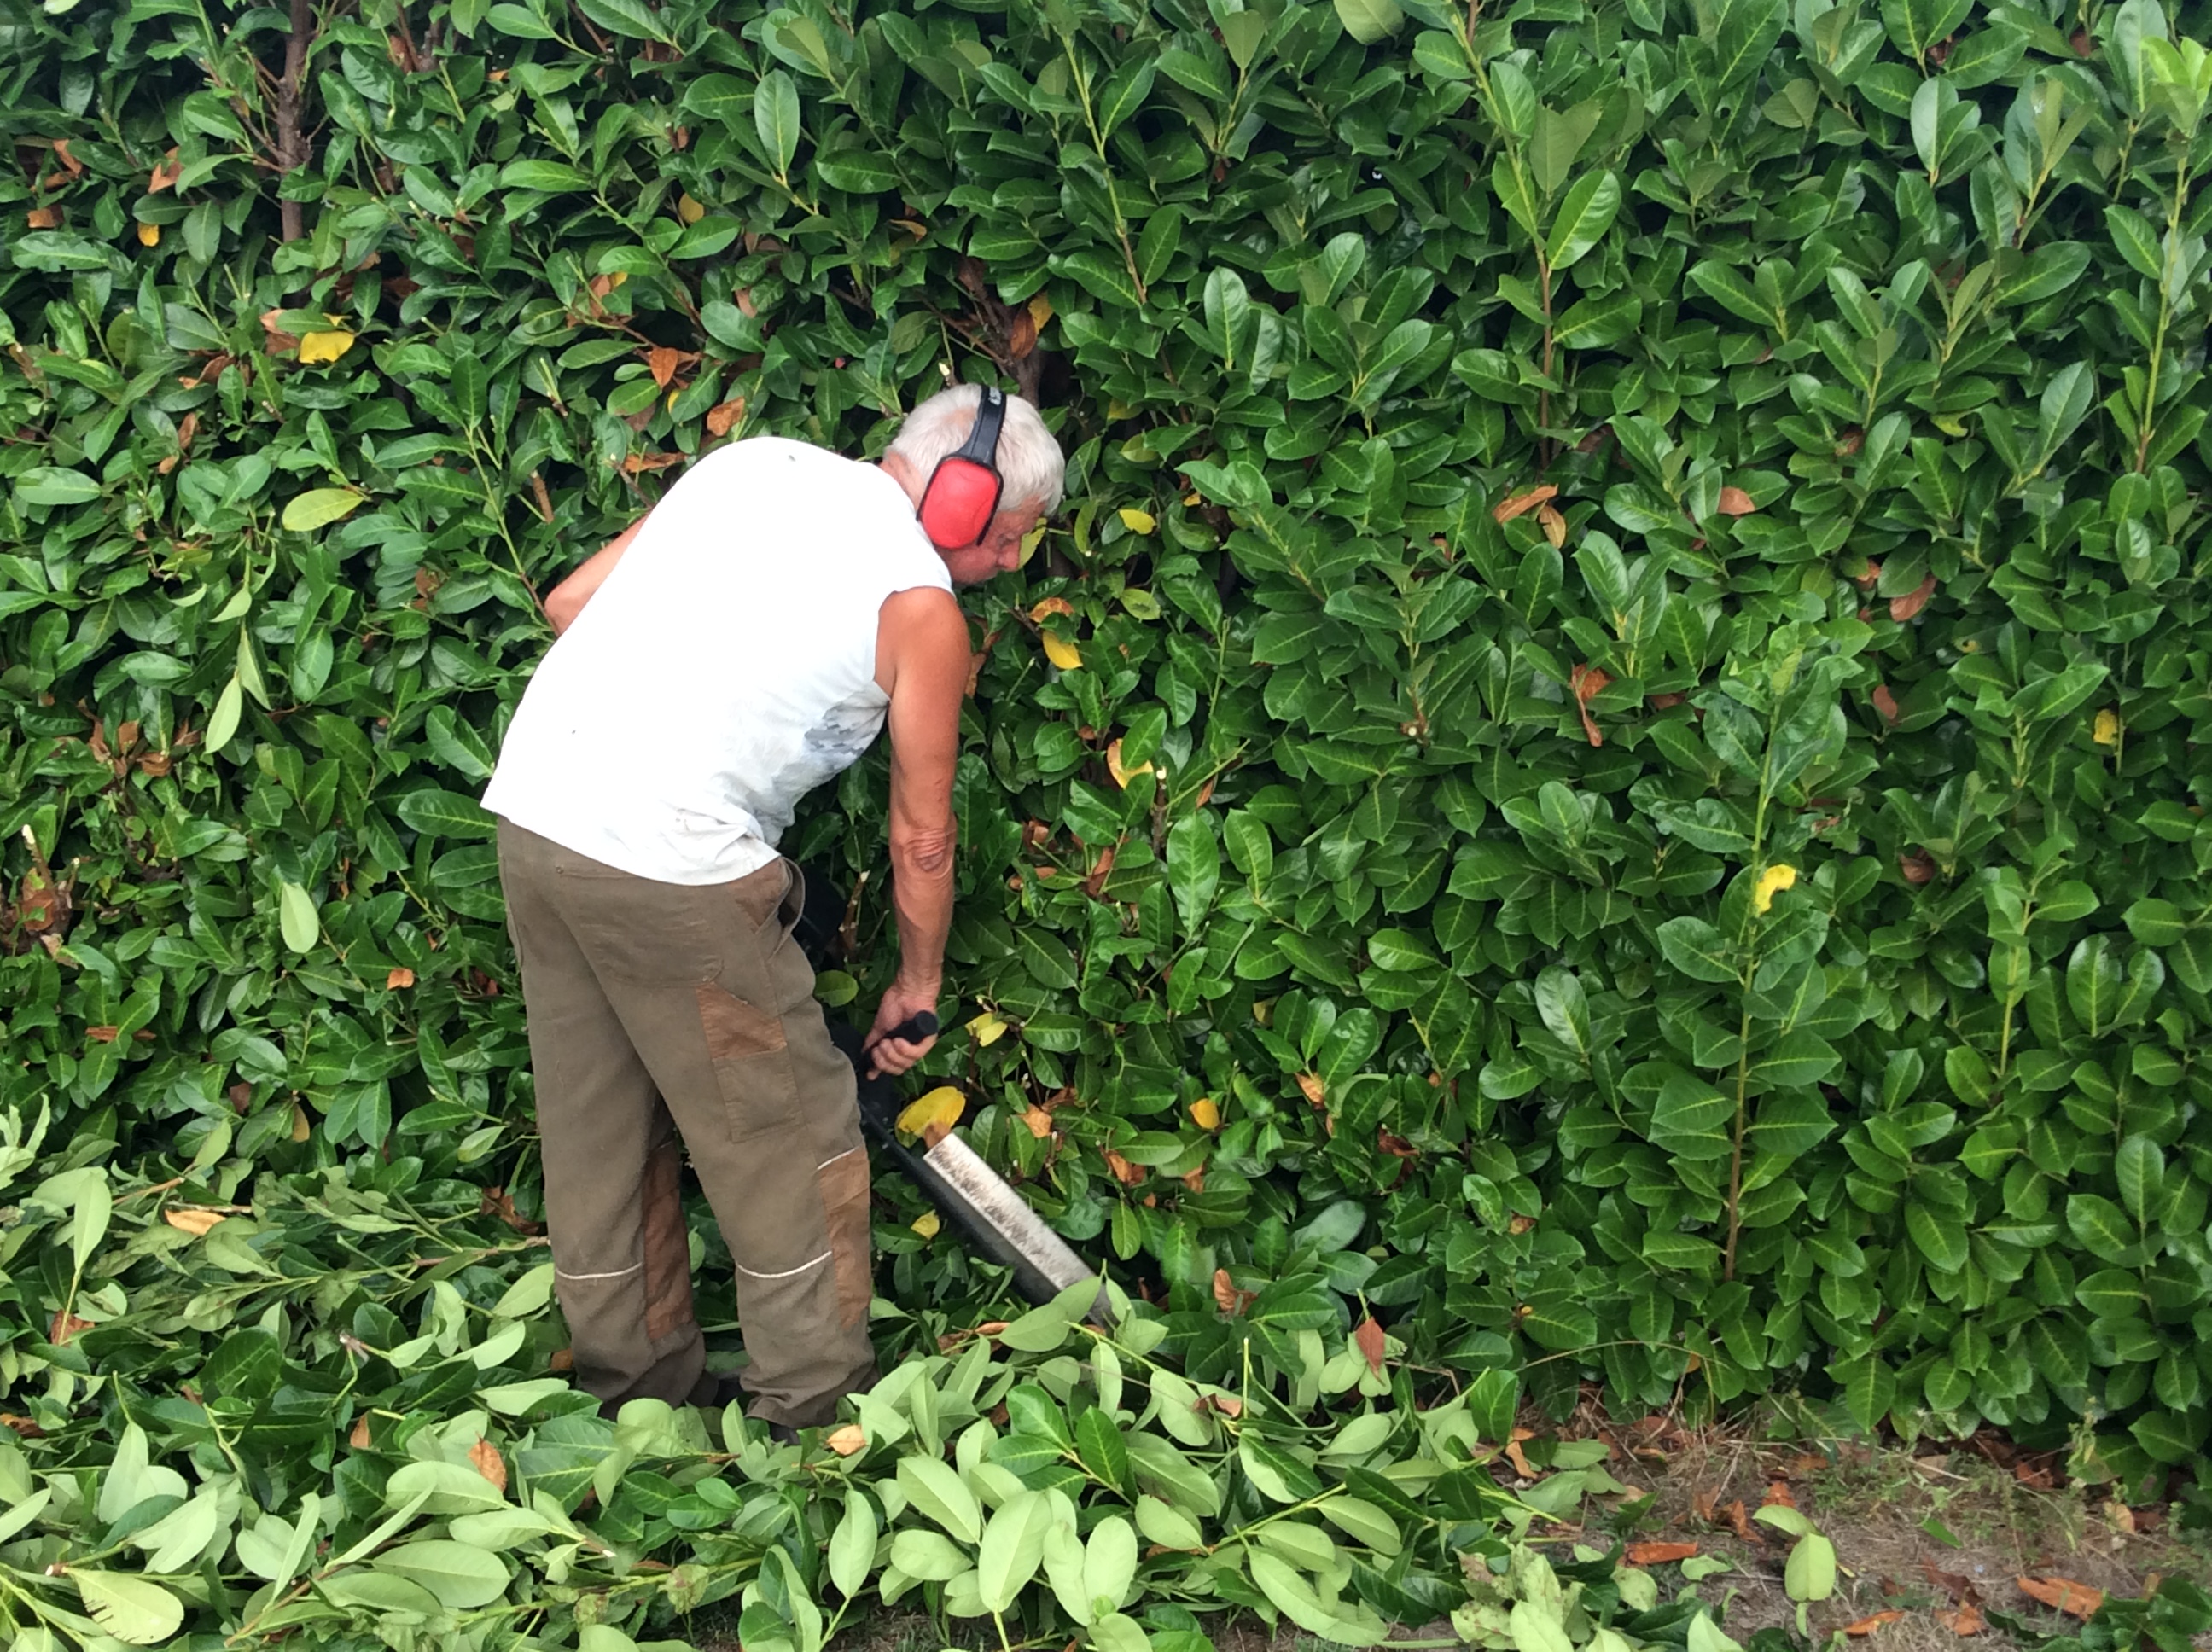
[3,0,2211,1622]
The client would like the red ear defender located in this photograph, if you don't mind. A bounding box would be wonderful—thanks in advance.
[917,387,1007,550]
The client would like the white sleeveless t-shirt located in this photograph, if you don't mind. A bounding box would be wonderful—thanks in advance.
[481,437,952,885]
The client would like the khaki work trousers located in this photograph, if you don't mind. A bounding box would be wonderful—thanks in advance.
[496,819,877,1428]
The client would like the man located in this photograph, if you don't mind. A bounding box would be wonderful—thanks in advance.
[484,385,1065,1439]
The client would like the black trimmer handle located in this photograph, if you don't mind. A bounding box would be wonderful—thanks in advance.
[883,1011,940,1045]
[830,1012,941,1140]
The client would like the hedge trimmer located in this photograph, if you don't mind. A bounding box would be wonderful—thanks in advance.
[800,870,1111,1320]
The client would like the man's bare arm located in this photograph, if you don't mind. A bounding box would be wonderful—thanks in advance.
[864,586,971,1076]
[544,515,647,635]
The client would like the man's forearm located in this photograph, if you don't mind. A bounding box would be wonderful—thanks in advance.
[888,830,956,991]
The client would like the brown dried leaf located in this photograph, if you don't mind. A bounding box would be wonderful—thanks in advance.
[1692,1488,1720,1524]
[1103,1148,1144,1186]
[26,206,60,230]
[1354,1316,1386,1376]
[825,1424,867,1456]
[1570,663,1611,748]
[1022,1105,1054,1139]
[1030,596,1076,621]
[387,966,416,990]
[51,137,83,177]
[550,1347,574,1371]
[705,398,747,438]
[1726,1499,1765,1545]
[260,308,300,354]
[1008,306,1039,360]
[646,346,683,390]
[1211,1270,1258,1316]
[469,1437,509,1493]
[622,451,681,474]
[1536,502,1567,549]
[1761,1479,1796,1509]
[165,1207,227,1236]
[1377,1127,1419,1160]
[2017,1577,2102,1620]
[1493,483,1557,523]
[1890,574,1938,621]
[86,1024,119,1043]
[1872,683,1901,724]
[349,1416,372,1449]
[49,1309,92,1345]
[149,149,183,193]
[1938,1606,1985,1637]
[478,1186,544,1236]
[1295,1073,1326,1108]
[1717,486,1757,516]
[1627,1542,1699,1565]
[1845,1613,1906,1637]
[1899,847,1937,886]
[1,1412,48,1438]
[1922,1560,1977,1604]
[1504,1431,1540,1479]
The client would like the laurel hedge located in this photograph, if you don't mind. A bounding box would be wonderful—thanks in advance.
[2,0,2211,1640]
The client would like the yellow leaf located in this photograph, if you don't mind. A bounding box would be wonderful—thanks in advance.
[609,270,627,288]
[1191,1097,1220,1130]
[297,331,355,365]
[1108,398,1135,419]
[825,1424,867,1456]
[290,1101,312,1141]
[164,1207,226,1236]
[1182,491,1201,506]
[1018,524,1046,568]
[1119,506,1157,535]
[1043,633,1082,672]
[895,1085,966,1137]
[678,192,706,224]
[2093,708,2121,747]
[136,222,160,247]
[911,1210,941,1239]
[1753,863,1798,916]
[1106,738,1154,789]
[967,1009,1009,1047]
[1028,291,1053,329]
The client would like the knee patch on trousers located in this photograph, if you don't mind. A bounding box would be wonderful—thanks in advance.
[642,1139,696,1342]
[817,1148,872,1329]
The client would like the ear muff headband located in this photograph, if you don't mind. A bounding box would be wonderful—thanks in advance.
[917,387,1007,550]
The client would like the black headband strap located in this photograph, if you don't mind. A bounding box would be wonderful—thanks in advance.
[954,387,1006,467]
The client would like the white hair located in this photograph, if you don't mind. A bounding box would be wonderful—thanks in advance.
[888,385,1066,517]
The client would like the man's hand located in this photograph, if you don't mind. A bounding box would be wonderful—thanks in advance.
[863,980,941,1078]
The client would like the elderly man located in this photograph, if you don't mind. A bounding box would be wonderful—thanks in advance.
[485,385,1065,1439]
